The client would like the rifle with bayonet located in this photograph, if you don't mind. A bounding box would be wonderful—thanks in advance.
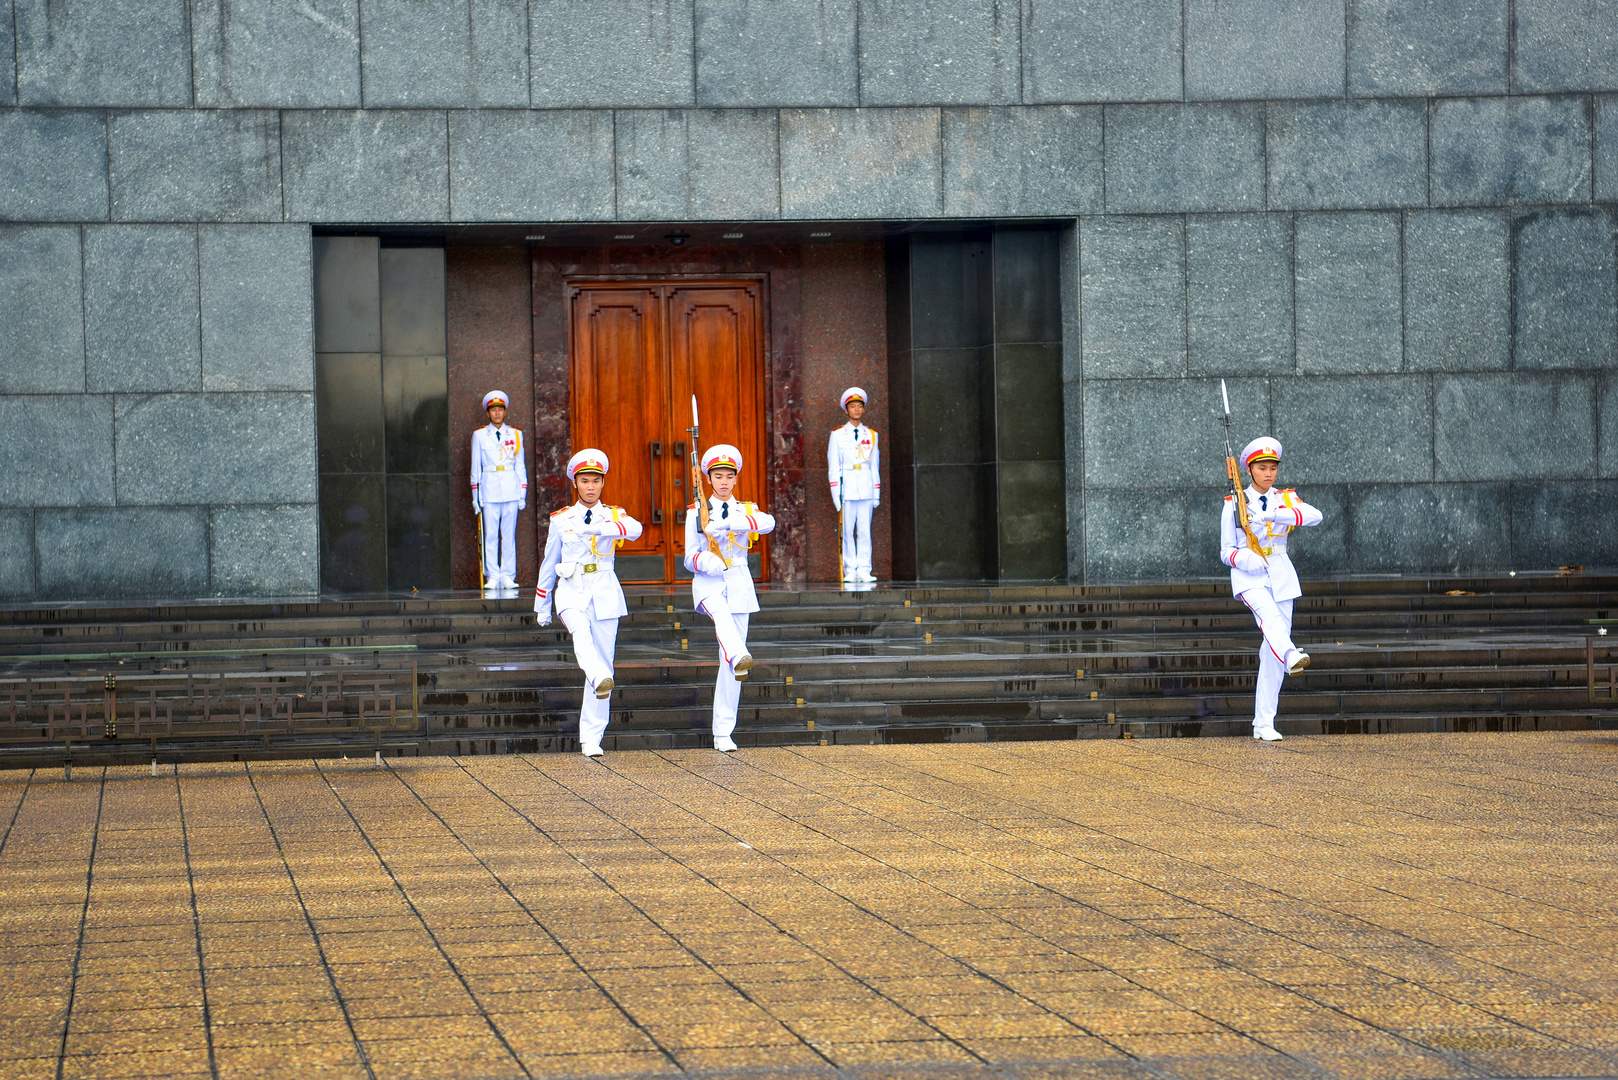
[687,395,731,570]
[1221,379,1268,562]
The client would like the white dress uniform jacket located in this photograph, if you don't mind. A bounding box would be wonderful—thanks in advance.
[1219,487,1323,602]
[684,497,774,613]
[535,503,642,622]
[827,422,880,506]
[470,424,527,506]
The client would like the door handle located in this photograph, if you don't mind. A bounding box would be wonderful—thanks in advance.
[652,509,664,524]
[650,441,662,457]
[674,441,686,460]
[676,509,686,525]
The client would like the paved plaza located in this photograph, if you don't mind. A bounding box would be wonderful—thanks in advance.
[1,733,1615,1080]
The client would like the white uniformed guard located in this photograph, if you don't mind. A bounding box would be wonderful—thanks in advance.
[685,443,776,751]
[828,387,880,582]
[536,449,643,758]
[1219,437,1323,741]
[470,390,528,589]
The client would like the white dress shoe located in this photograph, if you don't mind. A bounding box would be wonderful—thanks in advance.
[581,744,605,758]
[714,736,738,752]
[1285,650,1311,675]
[857,571,877,582]
[1253,727,1284,742]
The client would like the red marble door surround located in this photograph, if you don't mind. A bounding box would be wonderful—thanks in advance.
[446,241,888,587]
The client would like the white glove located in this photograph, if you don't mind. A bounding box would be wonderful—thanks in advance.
[1232,549,1267,575]
[537,613,552,627]
[832,493,842,512]
[518,501,526,512]
[696,552,728,575]
[704,517,729,538]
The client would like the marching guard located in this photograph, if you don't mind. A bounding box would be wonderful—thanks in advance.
[1220,437,1323,741]
[535,450,643,758]
[686,444,776,752]
[827,387,880,582]
[470,390,527,590]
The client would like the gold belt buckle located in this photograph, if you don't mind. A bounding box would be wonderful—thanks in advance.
[851,464,862,470]
[582,563,598,574]
[494,465,506,471]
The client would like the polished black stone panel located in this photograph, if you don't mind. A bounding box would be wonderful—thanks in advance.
[993,228,1061,345]
[387,474,452,591]
[909,233,991,350]
[314,237,381,353]
[380,247,447,357]
[912,348,990,466]
[320,473,387,594]
[915,464,995,579]
[383,356,450,475]
[994,344,1063,463]
[997,459,1065,579]
[316,353,384,475]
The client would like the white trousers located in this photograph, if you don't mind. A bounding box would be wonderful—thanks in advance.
[559,602,619,751]
[697,592,751,739]
[1239,588,1297,730]
[841,499,874,578]
[481,500,520,584]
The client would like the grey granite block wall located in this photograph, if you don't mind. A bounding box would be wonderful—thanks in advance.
[360,0,529,107]
[1185,0,1344,100]
[1430,96,1593,206]
[37,507,210,599]
[85,226,203,393]
[858,0,1019,106]
[1,1,1617,591]
[449,110,615,222]
[1295,212,1404,374]
[1514,0,1618,92]
[618,109,781,220]
[943,106,1102,218]
[15,0,192,106]
[1347,0,1508,96]
[192,0,361,108]
[0,226,86,394]
[695,0,858,107]
[283,110,450,223]
[1104,104,1266,214]
[1022,0,1181,103]
[529,0,694,107]
[1404,211,1509,372]
[1185,214,1292,374]
[109,111,284,223]
[780,108,942,218]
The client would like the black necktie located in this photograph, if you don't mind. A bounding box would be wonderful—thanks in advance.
[721,503,729,519]
[584,508,591,524]
[1260,495,1267,511]
[853,426,860,441]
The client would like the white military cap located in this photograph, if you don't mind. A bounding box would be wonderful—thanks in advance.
[701,444,743,474]
[1241,437,1282,468]
[839,387,867,411]
[482,390,509,410]
[567,449,609,481]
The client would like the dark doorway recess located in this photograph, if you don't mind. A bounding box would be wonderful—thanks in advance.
[313,237,453,593]
[887,226,1066,581]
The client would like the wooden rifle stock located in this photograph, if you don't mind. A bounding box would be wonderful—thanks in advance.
[1227,455,1266,557]
[689,447,731,570]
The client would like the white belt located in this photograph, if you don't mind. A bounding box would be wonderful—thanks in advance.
[493,465,508,472]
[848,464,863,471]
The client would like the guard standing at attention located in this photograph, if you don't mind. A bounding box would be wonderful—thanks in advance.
[686,444,776,752]
[1220,437,1323,741]
[535,450,643,758]
[827,387,880,582]
[470,390,527,590]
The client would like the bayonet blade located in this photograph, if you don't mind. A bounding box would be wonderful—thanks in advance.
[1220,379,1230,416]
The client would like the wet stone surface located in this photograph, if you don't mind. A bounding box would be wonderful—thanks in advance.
[1,733,1615,1079]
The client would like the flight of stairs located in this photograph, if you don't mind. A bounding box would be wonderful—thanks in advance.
[1,574,1613,758]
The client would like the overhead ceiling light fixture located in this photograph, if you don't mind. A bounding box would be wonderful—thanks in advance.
[524,234,546,241]
[666,229,692,246]
[613,234,636,240]
[809,231,832,238]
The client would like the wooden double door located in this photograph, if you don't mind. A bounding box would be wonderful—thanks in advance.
[569,281,768,583]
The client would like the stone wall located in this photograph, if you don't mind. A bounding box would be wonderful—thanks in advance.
[1,0,1616,592]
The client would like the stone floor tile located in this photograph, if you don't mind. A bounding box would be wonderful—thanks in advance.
[821,1039,980,1066]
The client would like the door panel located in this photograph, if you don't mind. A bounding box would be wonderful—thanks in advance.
[568,281,767,583]
[569,288,666,565]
